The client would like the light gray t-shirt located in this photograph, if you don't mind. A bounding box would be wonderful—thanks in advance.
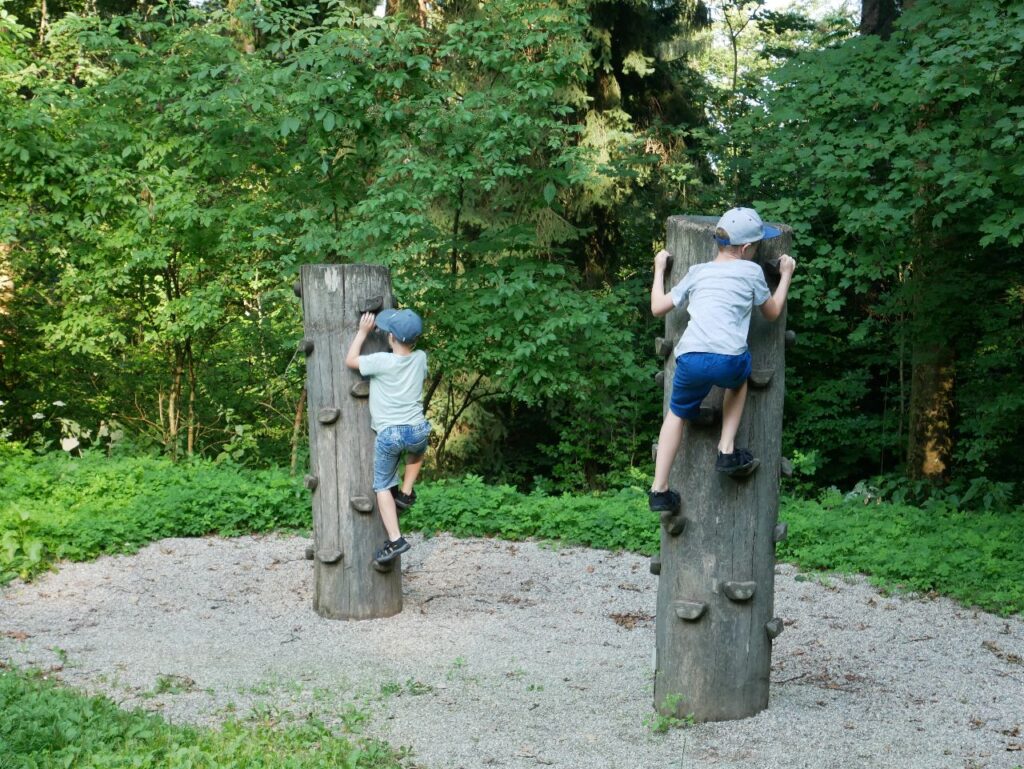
[358,350,428,432]
[670,260,771,357]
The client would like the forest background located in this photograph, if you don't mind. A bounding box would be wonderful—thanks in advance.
[1,0,1022,503]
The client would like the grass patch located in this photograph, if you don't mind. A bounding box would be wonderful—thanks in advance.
[0,668,405,769]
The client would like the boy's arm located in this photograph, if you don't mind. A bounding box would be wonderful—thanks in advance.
[760,254,796,321]
[651,249,676,316]
[344,312,377,370]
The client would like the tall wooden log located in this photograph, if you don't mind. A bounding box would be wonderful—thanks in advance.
[653,215,791,722]
[299,264,402,620]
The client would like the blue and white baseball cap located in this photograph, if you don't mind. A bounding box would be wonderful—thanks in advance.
[375,308,423,343]
[713,207,781,246]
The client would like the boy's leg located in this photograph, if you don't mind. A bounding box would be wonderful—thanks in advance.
[718,380,748,455]
[376,490,402,541]
[652,412,685,492]
[401,452,425,495]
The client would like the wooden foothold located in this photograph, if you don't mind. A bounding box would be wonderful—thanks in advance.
[765,617,784,639]
[773,522,789,543]
[304,545,314,560]
[673,601,706,621]
[303,474,318,491]
[748,368,773,388]
[722,581,757,602]
[785,329,796,348]
[350,379,370,398]
[650,557,661,576]
[655,337,674,357]
[298,338,314,355]
[350,495,374,513]
[654,370,665,387]
[359,295,384,314]
[316,548,343,564]
[663,514,685,537]
[692,405,720,427]
[293,280,302,298]
[317,407,340,425]
[371,558,395,573]
[651,442,659,462]
[781,457,794,477]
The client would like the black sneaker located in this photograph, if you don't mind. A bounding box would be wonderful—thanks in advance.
[391,488,416,510]
[648,489,681,513]
[716,448,760,477]
[373,537,410,565]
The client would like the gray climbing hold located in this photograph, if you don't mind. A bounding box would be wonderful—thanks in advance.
[316,548,343,564]
[673,601,706,621]
[773,522,789,543]
[350,379,370,398]
[722,581,757,601]
[655,337,674,357]
[662,513,685,537]
[298,338,314,355]
[303,474,318,491]
[293,280,302,298]
[304,545,314,560]
[317,408,340,424]
[748,368,773,388]
[655,370,665,387]
[371,558,394,574]
[650,557,661,576]
[781,457,794,477]
[359,295,384,314]
[785,329,796,348]
[765,617,784,639]
[692,405,720,427]
[350,495,374,513]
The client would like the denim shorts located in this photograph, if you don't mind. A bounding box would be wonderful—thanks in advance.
[669,351,752,420]
[373,421,431,493]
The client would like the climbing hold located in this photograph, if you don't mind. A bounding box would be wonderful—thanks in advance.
[655,371,665,387]
[651,442,659,462]
[298,338,314,355]
[748,368,773,388]
[650,557,661,576]
[655,337,674,357]
[765,617,784,639]
[780,457,793,477]
[293,280,302,298]
[371,558,394,574]
[661,512,685,537]
[350,496,374,514]
[773,522,788,543]
[316,548,343,564]
[722,581,757,602]
[359,295,384,314]
[303,474,318,491]
[304,545,314,560]
[350,379,370,398]
[785,329,796,348]
[317,407,340,424]
[673,601,706,621]
[692,405,720,427]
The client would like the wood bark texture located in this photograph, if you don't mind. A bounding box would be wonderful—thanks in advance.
[653,215,791,722]
[300,264,402,620]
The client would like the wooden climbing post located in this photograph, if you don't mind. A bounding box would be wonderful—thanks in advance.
[297,264,403,620]
[652,215,792,722]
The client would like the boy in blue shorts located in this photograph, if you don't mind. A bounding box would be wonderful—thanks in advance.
[648,207,795,513]
[345,308,431,565]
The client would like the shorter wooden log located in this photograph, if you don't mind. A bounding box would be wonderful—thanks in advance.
[303,474,319,491]
[317,548,343,564]
[673,601,706,621]
[765,617,784,639]
[773,522,788,543]
[318,407,341,425]
[350,380,370,398]
[722,581,757,602]
[650,557,661,576]
[350,495,374,514]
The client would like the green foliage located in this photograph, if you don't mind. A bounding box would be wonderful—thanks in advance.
[644,693,695,733]
[778,492,1024,616]
[0,448,308,584]
[0,668,403,769]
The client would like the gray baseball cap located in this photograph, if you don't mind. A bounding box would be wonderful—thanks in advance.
[375,308,423,344]
[714,207,781,246]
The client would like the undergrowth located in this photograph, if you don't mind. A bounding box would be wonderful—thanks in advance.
[0,668,404,768]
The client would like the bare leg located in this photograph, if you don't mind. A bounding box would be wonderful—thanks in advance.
[376,490,402,541]
[401,453,425,495]
[652,412,685,492]
[719,381,748,454]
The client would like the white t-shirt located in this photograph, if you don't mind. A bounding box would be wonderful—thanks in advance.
[358,350,428,432]
[670,260,771,357]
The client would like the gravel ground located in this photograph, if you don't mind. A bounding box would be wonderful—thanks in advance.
[2,532,1023,769]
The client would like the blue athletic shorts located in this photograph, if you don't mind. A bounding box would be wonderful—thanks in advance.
[669,351,752,420]
[373,421,431,493]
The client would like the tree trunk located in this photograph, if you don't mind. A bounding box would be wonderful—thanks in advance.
[653,215,790,722]
[906,345,955,480]
[860,0,900,38]
[299,264,402,620]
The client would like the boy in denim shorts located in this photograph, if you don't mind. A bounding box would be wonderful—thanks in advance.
[648,207,796,513]
[345,308,431,565]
